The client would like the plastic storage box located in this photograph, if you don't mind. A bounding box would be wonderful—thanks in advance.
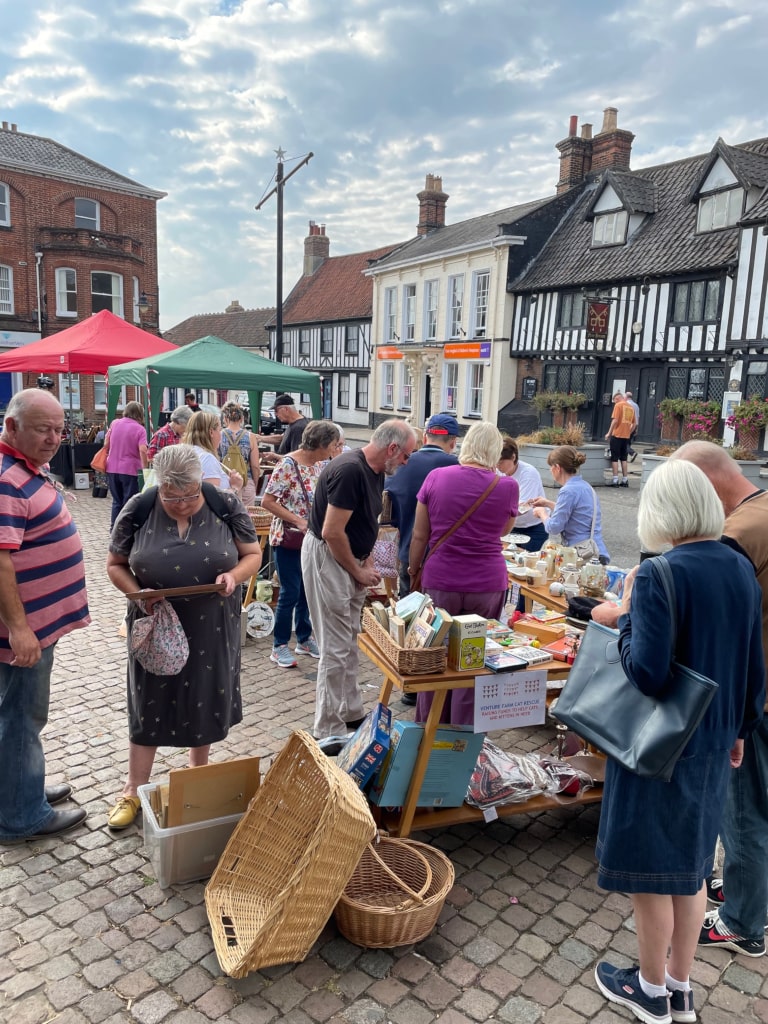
[138,783,243,888]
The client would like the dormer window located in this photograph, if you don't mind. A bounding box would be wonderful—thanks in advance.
[592,210,628,246]
[697,187,743,232]
[75,197,99,231]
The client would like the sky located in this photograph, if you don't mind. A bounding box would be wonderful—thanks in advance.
[2,0,768,332]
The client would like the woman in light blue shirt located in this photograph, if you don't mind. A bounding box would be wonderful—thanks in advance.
[532,445,610,563]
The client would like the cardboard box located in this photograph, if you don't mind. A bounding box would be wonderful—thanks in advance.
[369,721,485,808]
[138,783,242,888]
[512,618,567,643]
[336,703,391,788]
[448,614,487,671]
[74,472,90,490]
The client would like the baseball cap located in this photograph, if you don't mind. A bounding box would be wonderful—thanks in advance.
[425,413,460,436]
[269,393,295,410]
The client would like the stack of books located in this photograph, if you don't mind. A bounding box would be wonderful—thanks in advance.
[369,592,453,650]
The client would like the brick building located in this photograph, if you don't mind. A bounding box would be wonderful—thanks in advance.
[0,120,165,417]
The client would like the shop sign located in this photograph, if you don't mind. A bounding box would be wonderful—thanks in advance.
[587,302,609,340]
[444,342,492,359]
[377,346,404,360]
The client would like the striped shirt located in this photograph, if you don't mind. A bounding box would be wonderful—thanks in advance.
[0,442,90,660]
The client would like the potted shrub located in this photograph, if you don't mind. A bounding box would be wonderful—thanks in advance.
[516,423,608,486]
[531,391,588,428]
[657,398,722,443]
[726,397,768,452]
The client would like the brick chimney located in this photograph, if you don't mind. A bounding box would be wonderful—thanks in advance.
[590,107,634,172]
[303,221,330,276]
[225,299,244,313]
[556,115,594,194]
[416,174,449,236]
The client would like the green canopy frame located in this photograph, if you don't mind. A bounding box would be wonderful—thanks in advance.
[106,335,321,433]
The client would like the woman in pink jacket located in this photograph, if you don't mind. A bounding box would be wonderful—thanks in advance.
[105,402,148,526]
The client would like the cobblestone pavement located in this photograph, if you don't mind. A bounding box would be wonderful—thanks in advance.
[3,486,768,1024]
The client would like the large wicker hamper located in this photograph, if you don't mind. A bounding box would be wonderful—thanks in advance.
[205,730,376,977]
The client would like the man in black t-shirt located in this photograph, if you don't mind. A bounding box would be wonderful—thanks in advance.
[303,419,417,739]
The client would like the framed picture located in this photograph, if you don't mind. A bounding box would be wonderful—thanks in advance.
[722,391,742,420]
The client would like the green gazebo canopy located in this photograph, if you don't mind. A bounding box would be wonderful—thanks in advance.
[106,335,321,431]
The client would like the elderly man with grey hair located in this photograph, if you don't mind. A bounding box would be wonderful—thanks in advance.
[146,405,194,463]
[303,419,418,738]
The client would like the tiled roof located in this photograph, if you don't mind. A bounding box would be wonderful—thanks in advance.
[369,198,553,270]
[691,138,768,200]
[514,137,768,291]
[586,170,657,217]
[0,126,166,199]
[164,306,276,348]
[278,244,401,326]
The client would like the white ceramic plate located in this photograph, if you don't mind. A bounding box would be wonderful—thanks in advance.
[246,601,275,639]
[501,533,532,545]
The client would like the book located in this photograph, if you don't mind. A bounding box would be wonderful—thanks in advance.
[431,609,453,647]
[388,614,406,646]
[509,645,552,667]
[484,639,528,672]
[395,591,430,624]
[370,601,389,629]
[405,615,436,649]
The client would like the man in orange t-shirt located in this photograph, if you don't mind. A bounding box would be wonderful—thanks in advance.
[605,392,637,487]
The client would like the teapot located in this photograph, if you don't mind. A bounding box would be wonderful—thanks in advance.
[560,563,580,587]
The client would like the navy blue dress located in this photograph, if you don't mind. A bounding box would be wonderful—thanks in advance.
[596,542,764,895]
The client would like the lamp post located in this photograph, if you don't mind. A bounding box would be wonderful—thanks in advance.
[255,148,313,363]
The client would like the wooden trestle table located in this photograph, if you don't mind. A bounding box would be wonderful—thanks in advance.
[358,632,605,838]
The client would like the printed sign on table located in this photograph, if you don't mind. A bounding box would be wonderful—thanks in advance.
[473,669,547,732]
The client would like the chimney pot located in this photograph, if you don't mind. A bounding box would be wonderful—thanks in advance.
[1,122,7,130]
[581,123,592,140]
[601,107,618,133]
[11,123,17,132]
[569,115,578,137]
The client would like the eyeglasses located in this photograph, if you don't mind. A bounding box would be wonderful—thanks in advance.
[160,490,201,505]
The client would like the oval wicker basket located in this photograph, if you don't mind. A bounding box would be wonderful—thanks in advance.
[247,506,274,531]
[335,837,455,948]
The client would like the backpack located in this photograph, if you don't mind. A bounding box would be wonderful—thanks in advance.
[220,429,249,481]
[130,483,234,536]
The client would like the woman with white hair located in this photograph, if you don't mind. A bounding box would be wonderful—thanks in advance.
[593,459,764,1024]
[408,421,518,725]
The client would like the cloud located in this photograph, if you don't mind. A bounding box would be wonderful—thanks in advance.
[0,0,767,329]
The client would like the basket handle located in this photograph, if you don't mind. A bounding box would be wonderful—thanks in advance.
[367,839,432,905]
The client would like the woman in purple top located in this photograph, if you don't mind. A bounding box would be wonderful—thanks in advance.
[105,402,148,527]
[409,421,518,725]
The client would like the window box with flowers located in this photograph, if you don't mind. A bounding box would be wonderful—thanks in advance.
[726,397,768,452]
[531,390,588,428]
[657,399,722,443]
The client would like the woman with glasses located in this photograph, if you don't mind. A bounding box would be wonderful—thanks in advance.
[104,446,262,830]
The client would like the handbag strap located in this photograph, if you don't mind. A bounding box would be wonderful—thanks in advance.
[421,474,501,570]
[288,457,311,516]
[649,556,678,656]
[589,486,597,542]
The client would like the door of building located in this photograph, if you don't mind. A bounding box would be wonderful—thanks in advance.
[423,374,432,425]
[637,366,664,442]
[321,377,332,419]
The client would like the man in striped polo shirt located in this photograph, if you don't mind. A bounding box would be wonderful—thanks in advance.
[0,389,90,842]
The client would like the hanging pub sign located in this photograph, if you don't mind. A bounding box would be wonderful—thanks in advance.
[586,301,610,340]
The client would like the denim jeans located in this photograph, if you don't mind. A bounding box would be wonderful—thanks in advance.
[108,472,141,527]
[719,718,768,940]
[0,645,57,840]
[273,545,312,648]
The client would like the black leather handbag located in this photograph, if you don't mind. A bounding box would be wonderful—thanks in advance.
[553,557,718,781]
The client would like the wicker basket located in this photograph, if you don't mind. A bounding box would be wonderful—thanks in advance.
[335,837,455,948]
[204,731,376,977]
[247,506,274,531]
[362,608,447,675]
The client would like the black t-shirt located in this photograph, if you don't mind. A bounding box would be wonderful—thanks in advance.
[309,449,384,559]
[277,417,308,455]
